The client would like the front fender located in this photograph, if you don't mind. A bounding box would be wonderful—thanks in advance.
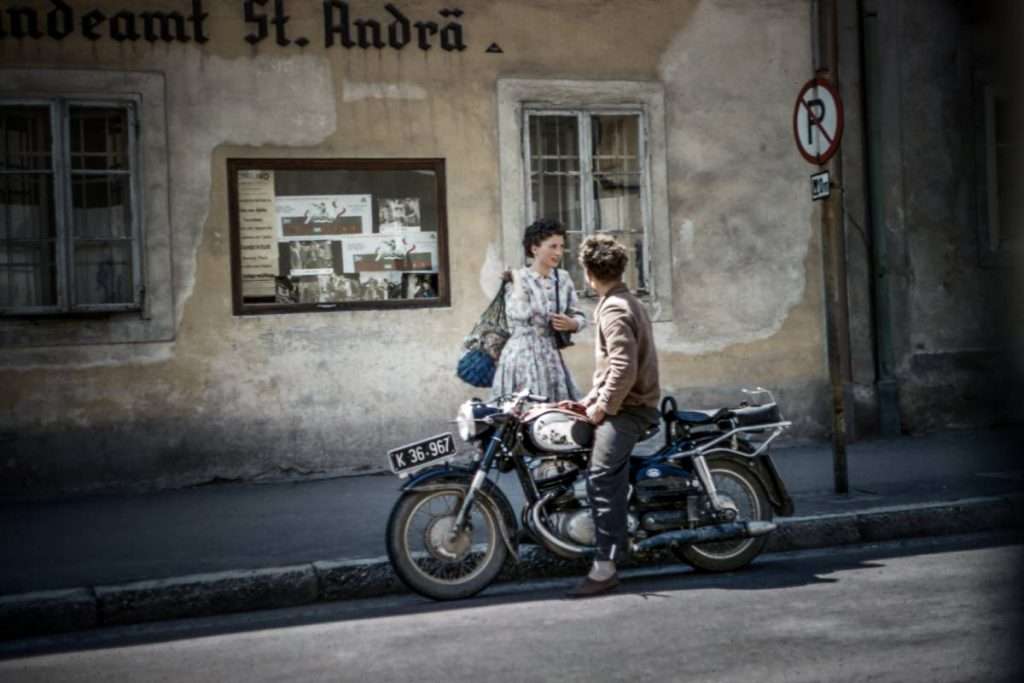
[399,466,520,553]
[399,465,477,492]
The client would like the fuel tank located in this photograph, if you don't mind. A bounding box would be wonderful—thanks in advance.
[522,407,594,454]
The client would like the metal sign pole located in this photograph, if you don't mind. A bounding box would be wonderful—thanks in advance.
[819,0,849,495]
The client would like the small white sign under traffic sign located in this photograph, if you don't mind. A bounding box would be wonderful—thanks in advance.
[811,171,831,201]
[793,78,844,165]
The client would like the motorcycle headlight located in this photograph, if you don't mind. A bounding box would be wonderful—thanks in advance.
[455,399,500,442]
[456,400,480,442]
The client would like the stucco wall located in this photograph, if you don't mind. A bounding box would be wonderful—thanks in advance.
[883,0,1014,431]
[1,0,831,498]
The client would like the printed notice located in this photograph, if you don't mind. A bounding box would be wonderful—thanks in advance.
[238,170,280,298]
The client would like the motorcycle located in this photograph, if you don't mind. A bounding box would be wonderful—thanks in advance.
[385,387,794,601]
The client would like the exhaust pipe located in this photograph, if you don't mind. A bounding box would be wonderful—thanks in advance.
[527,492,595,560]
[632,521,776,553]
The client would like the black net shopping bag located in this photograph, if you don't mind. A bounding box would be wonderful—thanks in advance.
[456,282,510,387]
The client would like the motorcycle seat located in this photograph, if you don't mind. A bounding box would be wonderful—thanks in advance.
[672,408,730,425]
[669,404,781,427]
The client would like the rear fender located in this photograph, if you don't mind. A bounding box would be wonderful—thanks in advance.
[399,466,520,554]
[702,451,795,517]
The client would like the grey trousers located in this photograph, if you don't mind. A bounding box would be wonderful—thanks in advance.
[587,405,659,562]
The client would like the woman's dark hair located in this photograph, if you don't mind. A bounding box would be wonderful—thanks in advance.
[522,218,567,259]
[578,234,629,282]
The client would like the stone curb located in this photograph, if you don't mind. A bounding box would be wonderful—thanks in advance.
[0,588,97,640]
[94,565,319,627]
[2,495,1021,640]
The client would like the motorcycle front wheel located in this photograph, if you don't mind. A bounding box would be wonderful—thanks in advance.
[386,488,508,600]
[674,459,772,572]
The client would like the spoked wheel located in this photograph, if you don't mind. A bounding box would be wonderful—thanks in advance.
[386,488,508,600]
[675,459,772,572]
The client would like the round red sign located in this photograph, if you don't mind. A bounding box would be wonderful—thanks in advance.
[793,78,844,165]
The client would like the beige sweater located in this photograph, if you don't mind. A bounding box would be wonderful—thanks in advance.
[584,283,661,415]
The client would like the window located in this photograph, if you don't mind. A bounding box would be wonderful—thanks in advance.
[525,110,649,294]
[497,79,672,321]
[228,158,450,315]
[0,99,141,314]
[979,84,1019,259]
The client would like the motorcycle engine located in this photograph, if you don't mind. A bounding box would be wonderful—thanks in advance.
[547,509,640,546]
[548,510,596,546]
[528,456,579,487]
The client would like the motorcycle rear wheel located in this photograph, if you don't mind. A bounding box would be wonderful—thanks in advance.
[674,459,772,572]
[386,488,508,601]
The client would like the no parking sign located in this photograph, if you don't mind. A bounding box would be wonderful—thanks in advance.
[793,78,844,165]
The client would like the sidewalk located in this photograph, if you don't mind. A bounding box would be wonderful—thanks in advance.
[1,428,1022,639]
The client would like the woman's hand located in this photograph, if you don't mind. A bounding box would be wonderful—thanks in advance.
[549,313,578,332]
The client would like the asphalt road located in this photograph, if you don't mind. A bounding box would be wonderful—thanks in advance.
[1,535,1022,682]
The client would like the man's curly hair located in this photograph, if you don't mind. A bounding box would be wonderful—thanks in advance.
[522,218,567,259]
[578,234,628,282]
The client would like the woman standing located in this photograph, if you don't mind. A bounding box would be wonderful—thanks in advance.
[493,219,587,401]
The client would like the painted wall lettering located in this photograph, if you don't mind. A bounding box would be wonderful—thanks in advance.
[0,0,209,43]
[0,1,469,52]
[323,2,465,52]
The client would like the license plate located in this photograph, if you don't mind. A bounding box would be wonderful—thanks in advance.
[388,432,458,475]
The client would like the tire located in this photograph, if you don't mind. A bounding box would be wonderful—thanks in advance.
[386,487,508,600]
[675,458,772,572]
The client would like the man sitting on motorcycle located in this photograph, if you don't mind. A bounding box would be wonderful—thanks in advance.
[564,235,662,598]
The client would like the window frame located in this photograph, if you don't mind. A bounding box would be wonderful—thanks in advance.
[972,68,1017,270]
[0,95,144,316]
[497,78,673,322]
[522,106,653,296]
[227,157,452,316]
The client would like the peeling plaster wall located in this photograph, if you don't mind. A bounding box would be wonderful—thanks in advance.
[647,0,829,430]
[167,54,338,328]
[658,0,815,354]
[1,0,833,498]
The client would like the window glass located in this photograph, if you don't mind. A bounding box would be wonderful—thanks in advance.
[69,107,129,171]
[993,95,1020,246]
[0,106,58,308]
[69,106,135,306]
[74,242,133,305]
[528,115,582,232]
[0,105,51,171]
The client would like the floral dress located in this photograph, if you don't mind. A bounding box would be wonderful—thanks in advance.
[493,267,587,401]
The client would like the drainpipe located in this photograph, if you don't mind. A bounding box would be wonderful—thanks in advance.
[859,0,902,435]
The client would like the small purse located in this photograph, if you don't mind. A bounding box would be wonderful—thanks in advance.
[552,269,575,350]
[456,281,510,387]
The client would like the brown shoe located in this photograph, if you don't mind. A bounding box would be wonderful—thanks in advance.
[566,574,620,598]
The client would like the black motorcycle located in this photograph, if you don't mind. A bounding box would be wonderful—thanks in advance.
[385,387,794,600]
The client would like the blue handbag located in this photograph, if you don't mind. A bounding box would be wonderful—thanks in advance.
[456,348,497,388]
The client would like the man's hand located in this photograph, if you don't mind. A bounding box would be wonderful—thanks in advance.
[586,404,606,425]
[558,400,587,415]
